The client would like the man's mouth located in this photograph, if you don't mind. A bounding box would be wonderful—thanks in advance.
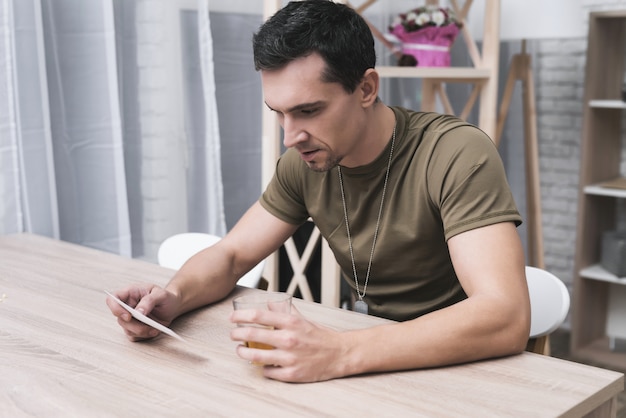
[299,149,319,162]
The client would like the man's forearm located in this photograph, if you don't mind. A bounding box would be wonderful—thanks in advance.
[166,246,238,317]
[340,297,528,376]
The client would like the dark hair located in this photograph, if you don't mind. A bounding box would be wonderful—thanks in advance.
[253,0,376,94]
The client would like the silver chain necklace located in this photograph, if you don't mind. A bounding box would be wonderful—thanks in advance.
[338,124,396,315]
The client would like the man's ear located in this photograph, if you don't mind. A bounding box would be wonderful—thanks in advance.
[359,69,379,107]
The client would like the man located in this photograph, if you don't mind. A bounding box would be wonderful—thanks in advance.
[107,0,530,383]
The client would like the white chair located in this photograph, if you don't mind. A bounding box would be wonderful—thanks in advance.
[157,232,266,289]
[525,265,570,355]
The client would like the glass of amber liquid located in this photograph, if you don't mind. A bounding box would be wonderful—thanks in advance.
[232,291,292,351]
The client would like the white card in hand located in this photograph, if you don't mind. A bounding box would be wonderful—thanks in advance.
[105,291,186,342]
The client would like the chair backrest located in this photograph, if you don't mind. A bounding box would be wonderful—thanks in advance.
[157,232,265,289]
[526,265,570,339]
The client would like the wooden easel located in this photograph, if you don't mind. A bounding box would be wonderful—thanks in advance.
[496,40,545,270]
[497,41,550,355]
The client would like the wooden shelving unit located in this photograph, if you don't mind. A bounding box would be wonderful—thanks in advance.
[571,10,626,372]
[376,66,491,80]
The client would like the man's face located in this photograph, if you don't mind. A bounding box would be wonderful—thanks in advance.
[261,53,366,171]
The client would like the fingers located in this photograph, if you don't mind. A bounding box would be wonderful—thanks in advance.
[233,342,313,383]
[117,316,161,341]
[133,287,160,316]
[106,284,158,316]
[230,307,338,383]
[230,311,300,370]
[230,308,295,330]
[231,323,277,346]
[105,284,165,342]
[262,364,300,383]
[105,295,131,322]
[235,343,282,368]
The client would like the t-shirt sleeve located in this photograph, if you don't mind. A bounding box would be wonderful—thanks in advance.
[426,125,522,241]
[259,149,310,226]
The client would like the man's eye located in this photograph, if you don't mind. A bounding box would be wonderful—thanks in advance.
[301,108,318,115]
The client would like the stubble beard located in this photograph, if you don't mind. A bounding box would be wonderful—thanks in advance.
[306,154,342,173]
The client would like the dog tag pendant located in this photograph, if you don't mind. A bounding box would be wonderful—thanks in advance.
[354,300,368,315]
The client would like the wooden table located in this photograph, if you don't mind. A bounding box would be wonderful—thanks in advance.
[0,234,623,417]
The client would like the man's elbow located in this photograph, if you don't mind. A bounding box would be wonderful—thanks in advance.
[504,306,532,355]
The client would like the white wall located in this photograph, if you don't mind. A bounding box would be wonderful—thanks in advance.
[208,0,263,14]
[208,0,587,41]
[207,0,421,15]
[467,0,586,40]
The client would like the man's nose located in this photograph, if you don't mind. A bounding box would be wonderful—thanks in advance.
[282,118,307,148]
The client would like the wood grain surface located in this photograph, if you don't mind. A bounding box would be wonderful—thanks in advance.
[0,234,623,417]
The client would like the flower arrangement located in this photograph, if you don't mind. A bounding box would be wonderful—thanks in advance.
[389,6,462,32]
[388,6,463,67]
[390,6,462,34]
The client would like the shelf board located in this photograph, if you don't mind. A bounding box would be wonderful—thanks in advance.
[589,99,626,109]
[572,337,626,372]
[580,264,626,283]
[584,177,626,198]
[377,66,491,81]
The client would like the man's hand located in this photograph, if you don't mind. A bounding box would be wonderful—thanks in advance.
[230,306,349,382]
[106,284,180,342]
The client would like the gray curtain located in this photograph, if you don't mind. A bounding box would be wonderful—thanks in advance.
[0,0,228,260]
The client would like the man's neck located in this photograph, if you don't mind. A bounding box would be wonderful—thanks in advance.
[340,105,396,168]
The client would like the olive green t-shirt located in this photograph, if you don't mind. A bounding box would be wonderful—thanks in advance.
[260,107,522,321]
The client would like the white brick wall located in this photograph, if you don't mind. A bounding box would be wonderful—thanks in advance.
[534,37,585,292]
[135,0,188,259]
[137,0,171,259]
